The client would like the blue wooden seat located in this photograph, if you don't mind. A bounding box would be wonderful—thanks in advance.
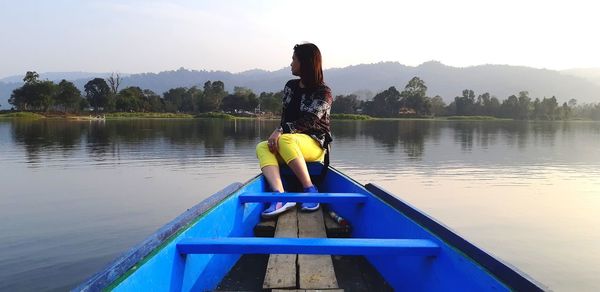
[177,237,440,256]
[239,192,368,204]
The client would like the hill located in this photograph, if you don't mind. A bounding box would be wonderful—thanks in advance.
[561,68,600,87]
[1,62,599,109]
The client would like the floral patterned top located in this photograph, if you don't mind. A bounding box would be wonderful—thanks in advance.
[280,79,333,148]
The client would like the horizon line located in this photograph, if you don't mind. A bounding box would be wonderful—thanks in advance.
[2,61,599,81]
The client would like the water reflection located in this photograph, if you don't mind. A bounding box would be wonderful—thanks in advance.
[10,120,86,164]
[331,120,437,160]
[8,119,264,165]
[2,118,600,291]
[8,119,600,166]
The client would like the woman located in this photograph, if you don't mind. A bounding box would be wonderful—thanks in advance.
[256,43,333,218]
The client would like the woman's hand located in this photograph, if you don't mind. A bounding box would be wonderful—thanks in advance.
[267,129,282,153]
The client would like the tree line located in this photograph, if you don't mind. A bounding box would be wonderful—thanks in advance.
[332,76,600,120]
[7,71,600,120]
[8,71,283,115]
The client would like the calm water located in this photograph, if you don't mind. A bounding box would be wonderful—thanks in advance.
[1,118,599,291]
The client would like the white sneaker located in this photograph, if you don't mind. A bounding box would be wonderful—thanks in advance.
[261,202,296,218]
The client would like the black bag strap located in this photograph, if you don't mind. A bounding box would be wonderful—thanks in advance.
[318,142,331,183]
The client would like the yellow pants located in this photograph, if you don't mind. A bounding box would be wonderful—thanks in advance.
[256,133,325,169]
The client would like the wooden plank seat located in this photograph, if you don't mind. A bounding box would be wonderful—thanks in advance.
[176,237,440,256]
[239,192,368,204]
[263,207,298,289]
[297,206,338,289]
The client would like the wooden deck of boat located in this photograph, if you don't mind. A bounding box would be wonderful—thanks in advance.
[216,207,392,291]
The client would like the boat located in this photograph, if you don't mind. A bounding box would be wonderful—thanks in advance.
[68,115,106,122]
[74,164,545,291]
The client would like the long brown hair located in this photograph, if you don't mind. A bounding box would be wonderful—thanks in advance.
[293,43,324,89]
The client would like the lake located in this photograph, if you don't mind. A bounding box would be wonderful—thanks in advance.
[1,118,599,291]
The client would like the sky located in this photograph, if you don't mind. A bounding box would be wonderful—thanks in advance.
[1,0,599,78]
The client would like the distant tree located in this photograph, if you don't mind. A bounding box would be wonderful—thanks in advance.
[79,98,90,112]
[107,73,122,95]
[332,94,359,114]
[23,71,40,84]
[233,86,253,97]
[116,86,145,112]
[559,102,571,120]
[400,77,431,115]
[221,94,242,112]
[362,100,374,115]
[163,87,194,112]
[200,81,226,112]
[541,96,559,120]
[488,96,501,116]
[105,73,122,112]
[34,81,57,112]
[9,71,41,110]
[221,86,258,112]
[593,104,600,121]
[117,87,162,112]
[189,86,204,112]
[454,89,476,115]
[143,89,164,112]
[367,86,400,117]
[9,86,29,110]
[84,78,111,112]
[574,103,600,120]
[376,87,397,116]
[476,92,492,115]
[429,95,446,116]
[500,95,519,118]
[532,98,543,119]
[9,71,57,112]
[55,80,83,112]
[258,91,283,114]
[246,93,259,111]
[517,91,531,120]
[445,101,456,115]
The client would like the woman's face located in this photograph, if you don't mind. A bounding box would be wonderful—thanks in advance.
[291,54,301,76]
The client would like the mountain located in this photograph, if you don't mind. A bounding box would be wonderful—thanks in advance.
[0,72,114,83]
[561,68,600,87]
[1,62,600,109]
[0,82,18,109]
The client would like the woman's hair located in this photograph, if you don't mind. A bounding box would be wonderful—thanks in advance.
[293,43,324,89]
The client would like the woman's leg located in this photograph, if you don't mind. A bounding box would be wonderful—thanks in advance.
[277,134,325,211]
[287,154,312,189]
[256,141,285,192]
[261,165,284,193]
[256,141,295,217]
[277,134,325,187]
[279,133,325,182]
[258,134,325,190]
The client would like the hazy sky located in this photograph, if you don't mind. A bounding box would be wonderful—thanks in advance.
[1,0,599,78]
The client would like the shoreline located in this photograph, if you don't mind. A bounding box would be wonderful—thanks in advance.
[2,111,599,122]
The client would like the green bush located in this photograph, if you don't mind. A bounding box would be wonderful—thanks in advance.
[105,112,194,119]
[444,115,500,120]
[331,114,373,120]
[196,112,236,119]
[0,112,46,119]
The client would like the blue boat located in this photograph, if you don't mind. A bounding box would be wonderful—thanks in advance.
[75,165,545,291]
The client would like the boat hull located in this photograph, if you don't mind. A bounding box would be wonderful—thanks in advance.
[74,167,544,291]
